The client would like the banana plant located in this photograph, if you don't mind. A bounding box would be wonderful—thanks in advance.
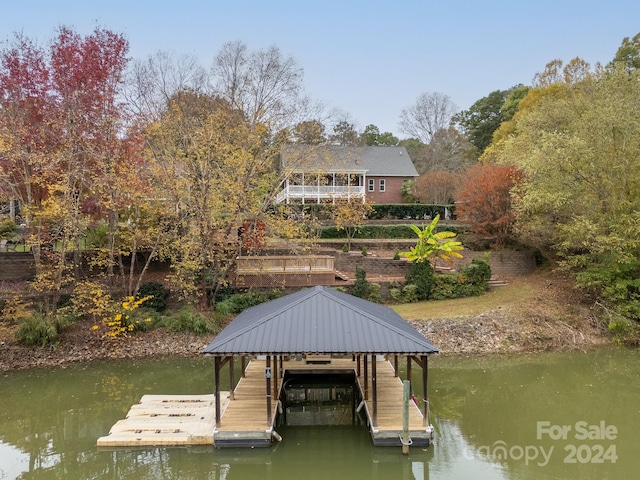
[399,214,464,263]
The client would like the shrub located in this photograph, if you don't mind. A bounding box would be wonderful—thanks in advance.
[406,262,435,300]
[215,289,282,314]
[352,267,369,299]
[16,313,59,347]
[390,284,419,304]
[102,296,155,338]
[430,260,492,300]
[137,282,168,312]
[319,223,463,240]
[162,306,220,335]
[361,246,368,256]
[461,260,492,286]
[0,218,17,240]
[367,282,381,303]
[84,220,109,248]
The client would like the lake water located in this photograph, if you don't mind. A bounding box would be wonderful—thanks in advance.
[1,347,638,479]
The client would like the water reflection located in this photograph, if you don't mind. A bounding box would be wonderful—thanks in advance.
[0,348,638,479]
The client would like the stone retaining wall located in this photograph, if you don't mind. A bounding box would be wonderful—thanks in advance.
[0,246,537,283]
[332,248,537,279]
[0,252,36,281]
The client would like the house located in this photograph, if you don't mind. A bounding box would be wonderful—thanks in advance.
[276,145,418,204]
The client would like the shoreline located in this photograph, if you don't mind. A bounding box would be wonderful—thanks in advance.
[0,311,611,373]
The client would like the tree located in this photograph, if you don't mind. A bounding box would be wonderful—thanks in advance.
[420,127,476,173]
[124,50,208,120]
[399,92,458,144]
[411,170,458,205]
[453,89,511,154]
[360,124,399,146]
[492,62,640,322]
[329,120,359,145]
[145,90,301,306]
[0,26,132,312]
[212,40,305,128]
[332,199,373,251]
[291,120,326,144]
[608,32,640,73]
[455,163,523,248]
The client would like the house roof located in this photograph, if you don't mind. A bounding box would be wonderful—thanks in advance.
[281,145,419,177]
[202,286,438,356]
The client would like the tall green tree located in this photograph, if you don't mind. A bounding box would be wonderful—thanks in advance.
[330,120,359,145]
[360,124,399,146]
[609,33,640,73]
[454,89,513,154]
[493,63,640,323]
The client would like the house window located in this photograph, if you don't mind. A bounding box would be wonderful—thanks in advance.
[368,179,375,192]
[379,179,386,192]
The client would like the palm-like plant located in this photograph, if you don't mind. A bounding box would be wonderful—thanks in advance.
[399,214,464,263]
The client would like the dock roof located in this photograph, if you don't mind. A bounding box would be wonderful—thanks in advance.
[203,286,438,356]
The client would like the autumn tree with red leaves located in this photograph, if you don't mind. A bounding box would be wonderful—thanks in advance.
[0,26,138,310]
[455,163,523,248]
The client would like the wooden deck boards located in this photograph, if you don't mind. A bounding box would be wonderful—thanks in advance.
[98,357,433,448]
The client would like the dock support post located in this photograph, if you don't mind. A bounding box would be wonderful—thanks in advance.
[214,356,221,428]
[241,356,246,378]
[402,380,410,454]
[266,356,272,427]
[273,355,279,401]
[229,356,235,400]
[421,355,428,426]
[394,355,399,377]
[407,356,412,393]
[356,355,361,377]
[363,355,369,400]
[372,356,377,427]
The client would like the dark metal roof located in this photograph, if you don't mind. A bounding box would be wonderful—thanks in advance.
[203,286,438,356]
[281,145,419,177]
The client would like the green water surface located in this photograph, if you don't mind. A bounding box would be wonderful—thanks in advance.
[0,347,638,479]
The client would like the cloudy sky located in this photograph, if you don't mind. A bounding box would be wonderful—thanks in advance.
[1,0,638,137]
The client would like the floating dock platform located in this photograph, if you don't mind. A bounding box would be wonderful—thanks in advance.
[97,394,229,447]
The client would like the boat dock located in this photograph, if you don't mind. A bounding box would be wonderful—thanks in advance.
[97,357,433,449]
[97,394,229,447]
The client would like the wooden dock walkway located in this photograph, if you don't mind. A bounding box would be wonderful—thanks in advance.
[218,357,432,447]
[98,357,433,448]
[354,359,431,446]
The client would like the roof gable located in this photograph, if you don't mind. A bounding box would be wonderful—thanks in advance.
[281,145,418,177]
[203,286,438,355]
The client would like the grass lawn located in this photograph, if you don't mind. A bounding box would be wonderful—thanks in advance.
[392,280,538,319]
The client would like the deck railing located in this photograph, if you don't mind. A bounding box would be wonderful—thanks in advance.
[236,255,334,274]
[275,185,365,203]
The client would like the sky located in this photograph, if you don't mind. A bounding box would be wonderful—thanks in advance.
[1,0,639,138]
